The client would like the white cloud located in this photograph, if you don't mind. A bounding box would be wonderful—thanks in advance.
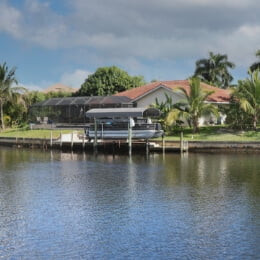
[0,1,22,37]
[19,69,91,92]
[60,69,92,88]
[20,83,43,91]
[1,0,260,83]
[2,0,260,58]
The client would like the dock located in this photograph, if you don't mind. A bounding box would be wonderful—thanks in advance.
[2,134,260,153]
[0,133,188,154]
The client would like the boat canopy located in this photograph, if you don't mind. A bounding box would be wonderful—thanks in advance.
[85,107,161,118]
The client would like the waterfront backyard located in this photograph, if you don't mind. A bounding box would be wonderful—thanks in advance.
[1,125,260,141]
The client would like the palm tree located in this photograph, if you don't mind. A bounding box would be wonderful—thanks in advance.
[250,50,260,72]
[166,77,219,133]
[232,70,260,130]
[152,93,176,130]
[0,62,23,130]
[194,52,235,88]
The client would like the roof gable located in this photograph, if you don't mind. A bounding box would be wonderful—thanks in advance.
[43,83,78,93]
[115,80,231,103]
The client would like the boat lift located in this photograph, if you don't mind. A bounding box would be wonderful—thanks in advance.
[85,107,163,155]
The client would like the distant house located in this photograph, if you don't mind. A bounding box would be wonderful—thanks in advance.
[115,80,231,125]
[30,80,231,126]
[43,83,78,94]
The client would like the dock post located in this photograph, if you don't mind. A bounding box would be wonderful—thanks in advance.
[82,133,85,150]
[180,132,184,153]
[112,141,115,157]
[71,132,74,150]
[50,131,53,149]
[184,140,189,152]
[128,118,132,156]
[162,135,165,154]
[94,118,98,154]
[146,139,149,155]
[60,131,62,149]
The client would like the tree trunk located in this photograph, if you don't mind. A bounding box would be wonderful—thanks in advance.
[192,117,199,133]
[0,100,5,130]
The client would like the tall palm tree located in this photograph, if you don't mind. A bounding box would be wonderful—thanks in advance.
[0,62,23,130]
[166,77,219,133]
[250,49,260,72]
[232,70,260,130]
[194,52,235,88]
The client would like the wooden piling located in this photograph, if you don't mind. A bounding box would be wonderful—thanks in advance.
[94,118,98,154]
[128,120,132,156]
[146,139,149,155]
[82,134,85,150]
[50,131,53,149]
[71,132,74,150]
[180,132,183,153]
[60,131,62,149]
[162,135,165,154]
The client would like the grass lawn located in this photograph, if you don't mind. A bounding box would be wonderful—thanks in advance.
[0,128,81,139]
[164,126,260,142]
[1,126,260,142]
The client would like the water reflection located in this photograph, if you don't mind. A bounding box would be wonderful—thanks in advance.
[0,148,259,259]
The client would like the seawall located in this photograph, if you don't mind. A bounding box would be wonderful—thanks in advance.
[1,137,260,153]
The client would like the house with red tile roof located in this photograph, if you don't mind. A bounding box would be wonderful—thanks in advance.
[43,83,78,94]
[115,80,231,125]
[115,80,230,106]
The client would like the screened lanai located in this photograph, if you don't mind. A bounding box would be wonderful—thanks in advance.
[29,96,133,125]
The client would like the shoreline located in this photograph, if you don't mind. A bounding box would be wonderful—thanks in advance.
[2,137,260,153]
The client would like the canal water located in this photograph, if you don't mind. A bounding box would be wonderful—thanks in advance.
[0,147,259,259]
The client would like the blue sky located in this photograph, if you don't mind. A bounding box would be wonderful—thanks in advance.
[1,0,260,91]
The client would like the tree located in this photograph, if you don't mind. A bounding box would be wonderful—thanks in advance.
[0,62,25,130]
[232,70,260,130]
[224,95,252,130]
[152,93,176,131]
[250,49,260,72]
[77,66,145,96]
[166,77,219,133]
[194,52,235,88]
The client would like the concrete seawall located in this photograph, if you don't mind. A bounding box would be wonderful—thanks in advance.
[2,137,260,153]
[153,140,260,152]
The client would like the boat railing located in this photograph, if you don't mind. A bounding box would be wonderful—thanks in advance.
[88,122,161,131]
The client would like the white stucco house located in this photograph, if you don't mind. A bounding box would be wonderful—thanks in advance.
[115,80,231,126]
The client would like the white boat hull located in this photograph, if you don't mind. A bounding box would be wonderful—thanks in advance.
[87,129,163,139]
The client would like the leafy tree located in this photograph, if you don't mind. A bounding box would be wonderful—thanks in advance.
[194,52,235,88]
[4,100,27,127]
[27,91,46,105]
[77,66,145,96]
[224,95,252,130]
[250,49,260,72]
[45,91,72,99]
[232,70,260,130]
[166,77,219,133]
[0,62,25,129]
[152,93,176,131]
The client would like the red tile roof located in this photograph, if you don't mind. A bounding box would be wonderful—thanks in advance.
[43,83,78,93]
[115,80,231,103]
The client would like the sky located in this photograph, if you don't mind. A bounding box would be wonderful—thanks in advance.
[0,0,260,91]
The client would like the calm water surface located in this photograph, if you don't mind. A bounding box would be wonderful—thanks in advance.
[0,147,259,259]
